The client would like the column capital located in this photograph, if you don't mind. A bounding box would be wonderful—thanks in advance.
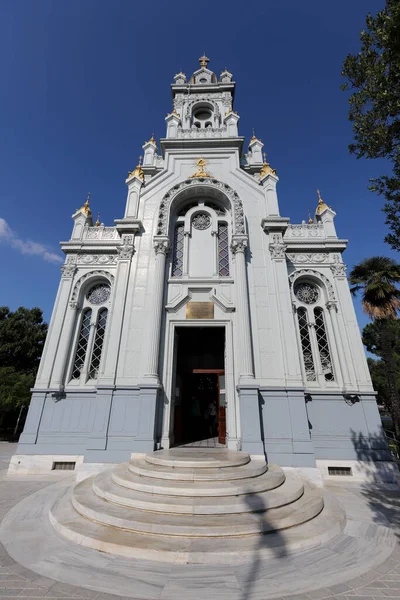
[326,300,338,312]
[116,235,135,261]
[61,265,77,278]
[230,235,248,254]
[269,232,287,260]
[153,236,170,255]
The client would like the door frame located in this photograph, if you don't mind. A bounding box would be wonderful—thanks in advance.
[160,320,238,450]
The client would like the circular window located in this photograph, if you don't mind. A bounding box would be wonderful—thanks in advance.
[87,283,111,305]
[192,213,211,230]
[294,282,319,305]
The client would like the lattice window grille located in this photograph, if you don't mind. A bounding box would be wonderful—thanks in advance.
[88,308,108,379]
[218,223,230,276]
[314,307,335,381]
[71,309,92,380]
[297,308,316,381]
[171,224,184,277]
[87,283,111,305]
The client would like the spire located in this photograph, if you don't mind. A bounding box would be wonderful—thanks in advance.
[95,212,100,227]
[249,128,261,145]
[146,132,157,147]
[315,189,332,214]
[199,53,210,68]
[74,193,92,217]
[308,208,313,224]
[260,152,277,177]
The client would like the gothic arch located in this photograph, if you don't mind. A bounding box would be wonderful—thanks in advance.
[289,269,336,304]
[70,270,115,305]
[156,178,245,237]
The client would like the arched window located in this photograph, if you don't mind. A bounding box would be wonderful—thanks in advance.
[171,200,231,278]
[294,281,335,386]
[69,282,111,384]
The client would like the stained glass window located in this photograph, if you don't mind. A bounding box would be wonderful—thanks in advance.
[218,223,229,276]
[314,307,334,381]
[172,224,184,277]
[88,308,108,379]
[71,309,92,379]
[87,284,111,305]
[297,307,316,381]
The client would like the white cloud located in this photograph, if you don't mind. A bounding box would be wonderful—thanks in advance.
[0,218,63,264]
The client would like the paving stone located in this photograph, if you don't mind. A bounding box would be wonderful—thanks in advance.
[327,584,352,595]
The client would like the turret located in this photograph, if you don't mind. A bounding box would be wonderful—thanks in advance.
[71,193,93,240]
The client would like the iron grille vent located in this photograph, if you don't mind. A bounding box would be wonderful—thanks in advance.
[52,461,76,471]
[328,466,352,476]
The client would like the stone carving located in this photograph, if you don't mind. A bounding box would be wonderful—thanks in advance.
[289,269,336,303]
[157,178,245,237]
[286,253,328,263]
[70,270,115,304]
[192,213,211,230]
[61,265,76,278]
[331,263,347,277]
[86,283,111,305]
[78,255,117,265]
[154,237,170,255]
[269,233,287,260]
[295,282,319,304]
[230,237,248,254]
[86,227,118,240]
[177,128,226,139]
[117,237,135,260]
[285,224,323,238]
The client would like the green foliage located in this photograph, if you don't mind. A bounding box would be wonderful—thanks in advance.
[341,0,400,251]
[363,319,400,356]
[0,307,47,436]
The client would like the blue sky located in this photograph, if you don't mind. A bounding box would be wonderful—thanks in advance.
[0,0,396,338]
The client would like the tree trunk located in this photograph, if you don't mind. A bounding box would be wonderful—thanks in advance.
[380,319,400,441]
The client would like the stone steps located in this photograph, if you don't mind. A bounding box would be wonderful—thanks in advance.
[72,477,322,536]
[128,455,268,481]
[48,448,346,564]
[49,489,345,564]
[93,468,305,514]
[112,462,285,497]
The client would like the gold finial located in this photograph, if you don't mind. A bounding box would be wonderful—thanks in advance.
[95,212,100,227]
[189,158,212,178]
[250,129,261,144]
[146,132,157,146]
[127,155,144,182]
[308,208,313,224]
[260,152,277,178]
[199,53,210,68]
[315,189,331,214]
[79,192,92,217]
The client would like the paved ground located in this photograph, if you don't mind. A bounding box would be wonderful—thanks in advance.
[1,442,400,600]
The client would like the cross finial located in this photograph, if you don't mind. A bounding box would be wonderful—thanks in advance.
[95,212,101,227]
[317,189,322,203]
[199,53,210,68]
[308,208,313,224]
[138,155,142,166]
[263,152,267,163]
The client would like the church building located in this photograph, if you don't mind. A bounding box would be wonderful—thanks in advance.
[13,56,391,479]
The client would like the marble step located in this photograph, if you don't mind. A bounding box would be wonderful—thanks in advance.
[112,462,285,497]
[49,488,346,564]
[128,455,268,481]
[72,477,323,537]
[144,448,250,469]
[93,468,305,514]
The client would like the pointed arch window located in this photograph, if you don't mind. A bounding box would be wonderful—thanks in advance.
[294,281,336,386]
[69,282,111,384]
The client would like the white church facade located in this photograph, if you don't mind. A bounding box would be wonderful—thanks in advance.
[13,56,391,478]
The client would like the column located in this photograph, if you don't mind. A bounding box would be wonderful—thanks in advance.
[326,301,351,389]
[144,236,170,380]
[51,301,79,388]
[231,236,254,381]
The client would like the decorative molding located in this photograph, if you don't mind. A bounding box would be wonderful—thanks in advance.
[77,255,117,265]
[192,213,211,230]
[157,178,245,237]
[61,265,76,278]
[153,236,170,256]
[285,224,323,238]
[70,270,115,304]
[116,235,135,260]
[85,226,118,240]
[330,256,347,277]
[289,268,336,303]
[269,233,287,260]
[286,253,329,264]
[230,236,248,254]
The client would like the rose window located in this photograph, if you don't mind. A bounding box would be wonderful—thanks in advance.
[295,283,319,305]
[86,283,111,305]
[192,213,211,230]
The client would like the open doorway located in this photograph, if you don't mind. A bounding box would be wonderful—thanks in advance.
[173,327,226,446]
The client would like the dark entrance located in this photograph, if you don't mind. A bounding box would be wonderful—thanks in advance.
[173,327,226,446]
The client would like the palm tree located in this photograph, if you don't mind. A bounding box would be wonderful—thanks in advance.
[349,256,400,440]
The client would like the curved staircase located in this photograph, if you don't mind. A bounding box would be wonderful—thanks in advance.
[49,448,346,564]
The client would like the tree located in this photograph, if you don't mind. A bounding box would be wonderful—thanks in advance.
[0,307,47,438]
[341,0,400,251]
[349,256,400,438]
